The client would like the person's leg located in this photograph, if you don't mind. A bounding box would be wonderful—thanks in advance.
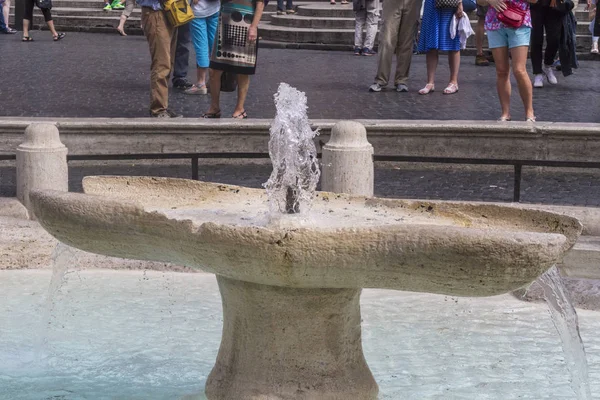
[0,8,6,31]
[394,0,419,85]
[286,0,293,10]
[511,45,534,119]
[277,0,284,11]
[491,46,511,119]
[187,17,209,92]
[529,4,545,75]
[234,74,250,117]
[363,0,379,51]
[172,22,191,87]
[354,10,366,50]
[425,49,438,84]
[143,8,176,115]
[541,8,562,83]
[22,0,34,37]
[373,0,402,87]
[447,50,460,86]
[42,9,59,37]
[3,0,10,30]
[206,69,223,115]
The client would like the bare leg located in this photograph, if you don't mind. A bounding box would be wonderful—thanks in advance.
[510,45,534,119]
[46,20,58,37]
[476,17,485,56]
[425,49,439,84]
[491,47,511,120]
[447,50,460,85]
[206,68,222,114]
[23,19,30,38]
[233,74,250,117]
[3,0,10,29]
[196,68,208,86]
[117,14,127,35]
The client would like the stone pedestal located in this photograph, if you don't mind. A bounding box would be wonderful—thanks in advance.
[321,121,374,197]
[205,276,378,400]
[16,124,68,220]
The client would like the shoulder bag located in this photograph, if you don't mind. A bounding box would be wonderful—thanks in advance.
[162,0,194,27]
[435,0,461,8]
[498,2,527,28]
[35,0,52,9]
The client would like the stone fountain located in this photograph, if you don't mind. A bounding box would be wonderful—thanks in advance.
[29,84,582,400]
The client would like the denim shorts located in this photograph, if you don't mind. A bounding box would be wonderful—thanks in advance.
[487,26,531,49]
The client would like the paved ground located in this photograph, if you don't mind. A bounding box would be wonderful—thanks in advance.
[0,32,599,122]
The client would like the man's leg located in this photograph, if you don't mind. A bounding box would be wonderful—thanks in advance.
[0,9,6,32]
[394,0,419,86]
[363,0,379,51]
[172,22,192,89]
[143,8,176,115]
[373,0,403,87]
[475,5,490,66]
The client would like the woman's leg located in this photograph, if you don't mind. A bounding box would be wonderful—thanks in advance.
[117,14,127,34]
[23,0,34,37]
[447,50,460,85]
[491,46,511,119]
[529,5,545,75]
[425,49,438,84]
[510,45,534,119]
[542,9,562,67]
[206,68,222,114]
[234,74,250,116]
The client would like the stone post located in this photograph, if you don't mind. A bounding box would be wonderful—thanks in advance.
[16,123,68,220]
[321,121,374,196]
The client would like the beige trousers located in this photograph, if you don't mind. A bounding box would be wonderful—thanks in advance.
[142,7,177,115]
[374,0,420,86]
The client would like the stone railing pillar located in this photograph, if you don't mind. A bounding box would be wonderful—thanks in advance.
[321,121,374,196]
[16,123,68,219]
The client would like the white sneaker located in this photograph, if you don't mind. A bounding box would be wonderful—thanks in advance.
[592,42,599,54]
[533,74,544,88]
[542,65,557,85]
[369,83,383,92]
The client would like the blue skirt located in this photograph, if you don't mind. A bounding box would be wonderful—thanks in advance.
[417,0,461,53]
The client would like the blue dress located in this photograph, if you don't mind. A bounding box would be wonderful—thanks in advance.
[417,0,461,53]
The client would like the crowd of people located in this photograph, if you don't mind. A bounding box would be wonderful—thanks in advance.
[2,0,598,120]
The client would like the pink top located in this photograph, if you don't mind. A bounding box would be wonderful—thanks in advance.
[485,0,532,30]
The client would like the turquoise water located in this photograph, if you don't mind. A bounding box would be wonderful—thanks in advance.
[1,270,599,400]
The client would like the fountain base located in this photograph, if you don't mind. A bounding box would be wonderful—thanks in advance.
[206,276,378,400]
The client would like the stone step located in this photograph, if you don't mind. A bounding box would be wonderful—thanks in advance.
[259,20,595,48]
[10,14,141,30]
[11,6,141,17]
[297,3,355,18]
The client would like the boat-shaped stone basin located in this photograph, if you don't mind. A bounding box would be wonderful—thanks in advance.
[30,176,582,297]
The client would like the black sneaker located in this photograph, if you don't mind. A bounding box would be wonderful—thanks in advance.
[173,78,193,90]
[166,109,183,118]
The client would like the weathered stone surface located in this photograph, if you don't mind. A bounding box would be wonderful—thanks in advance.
[0,197,28,219]
[322,121,374,196]
[206,276,378,400]
[30,175,581,297]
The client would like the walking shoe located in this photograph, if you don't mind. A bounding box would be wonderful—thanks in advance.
[592,41,599,54]
[3,27,17,34]
[103,2,112,10]
[150,109,183,118]
[533,74,544,88]
[354,46,362,55]
[362,48,376,56]
[184,83,208,95]
[542,65,557,85]
[285,9,296,14]
[395,84,408,92]
[368,83,382,92]
[475,54,490,66]
[111,0,125,9]
[277,9,285,14]
[173,78,193,90]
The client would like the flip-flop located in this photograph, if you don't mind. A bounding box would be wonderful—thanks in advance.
[232,110,247,119]
[202,111,221,118]
[22,36,34,42]
[53,33,66,41]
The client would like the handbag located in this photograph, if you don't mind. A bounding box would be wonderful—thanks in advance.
[35,0,52,9]
[497,2,527,28]
[435,0,460,8]
[220,71,237,92]
[162,0,194,27]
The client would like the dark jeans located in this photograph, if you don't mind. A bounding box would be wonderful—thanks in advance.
[172,22,190,82]
[530,4,563,74]
[277,0,293,10]
[0,9,6,31]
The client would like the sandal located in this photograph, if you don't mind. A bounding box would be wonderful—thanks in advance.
[418,83,435,95]
[22,36,34,42]
[526,116,536,122]
[330,0,336,4]
[497,116,512,122]
[202,110,222,118]
[443,83,459,95]
[53,32,66,41]
[232,110,248,119]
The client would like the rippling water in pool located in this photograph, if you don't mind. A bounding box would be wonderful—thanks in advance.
[1,270,599,400]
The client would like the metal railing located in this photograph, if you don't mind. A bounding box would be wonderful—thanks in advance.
[3,152,600,202]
